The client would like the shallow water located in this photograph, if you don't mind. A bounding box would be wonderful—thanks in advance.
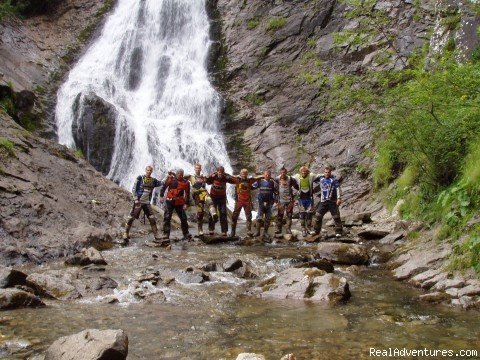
[2,238,480,359]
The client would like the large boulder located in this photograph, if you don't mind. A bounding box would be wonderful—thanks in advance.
[317,243,369,265]
[72,92,118,175]
[73,225,114,251]
[261,268,350,304]
[0,288,45,310]
[392,242,452,280]
[65,247,108,266]
[26,271,81,300]
[308,273,351,303]
[26,268,117,300]
[223,258,243,272]
[45,329,128,360]
[0,267,28,288]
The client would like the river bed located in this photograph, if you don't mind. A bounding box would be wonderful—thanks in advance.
[2,236,480,359]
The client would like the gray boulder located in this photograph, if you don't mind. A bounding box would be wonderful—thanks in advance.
[261,268,350,304]
[317,243,369,265]
[73,226,114,251]
[342,212,372,226]
[0,288,45,310]
[65,247,108,266]
[26,271,81,300]
[308,273,351,303]
[45,329,128,360]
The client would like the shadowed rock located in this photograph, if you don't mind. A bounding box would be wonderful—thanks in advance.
[65,247,108,266]
[0,267,28,288]
[317,243,369,265]
[223,258,243,272]
[72,92,117,175]
[0,288,45,310]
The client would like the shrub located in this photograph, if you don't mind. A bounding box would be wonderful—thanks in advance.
[247,18,259,30]
[0,137,15,156]
[244,92,265,106]
[266,16,286,32]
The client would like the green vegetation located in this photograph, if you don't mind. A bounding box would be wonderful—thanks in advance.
[0,137,15,156]
[247,18,260,30]
[307,38,317,47]
[441,13,462,31]
[0,1,15,20]
[298,70,326,85]
[0,0,61,20]
[18,111,38,131]
[316,0,480,272]
[266,16,287,32]
[74,148,84,159]
[366,57,480,272]
[244,92,265,106]
[0,95,15,115]
[452,230,480,273]
[227,132,255,172]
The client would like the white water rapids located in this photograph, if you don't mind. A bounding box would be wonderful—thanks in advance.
[56,0,232,187]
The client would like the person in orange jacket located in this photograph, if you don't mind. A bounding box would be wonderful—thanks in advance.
[230,169,262,237]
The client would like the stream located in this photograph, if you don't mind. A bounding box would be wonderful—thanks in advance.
[2,232,480,359]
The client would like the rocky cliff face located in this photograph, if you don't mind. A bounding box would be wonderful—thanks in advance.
[0,0,115,137]
[0,0,130,265]
[212,0,477,211]
[0,113,130,265]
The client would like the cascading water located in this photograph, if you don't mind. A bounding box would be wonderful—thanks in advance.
[56,0,232,187]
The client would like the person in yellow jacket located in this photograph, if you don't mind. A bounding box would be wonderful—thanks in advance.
[292,165,321,237]
[188,164,217,235]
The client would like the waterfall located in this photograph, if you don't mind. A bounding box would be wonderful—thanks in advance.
[55,0,232,187]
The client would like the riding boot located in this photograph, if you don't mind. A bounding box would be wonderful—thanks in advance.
[148,217,161,240]
[263,219,270,236]
[306,213,313,232]
[285,217,292,235]
[246,220,253,237]
[333,215,343,237]
[300,213,307,237]
[254,220,261,237]
[275,216,283,235]
[230,221,237,237]
[314,214,322,236]
[123,217,134,240]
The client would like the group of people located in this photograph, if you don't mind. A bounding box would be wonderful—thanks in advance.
[122,163,344,244]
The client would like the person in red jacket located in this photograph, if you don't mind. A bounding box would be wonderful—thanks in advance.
[206,166,236,236]
[159,169,192,241]
[230,169,262,237]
